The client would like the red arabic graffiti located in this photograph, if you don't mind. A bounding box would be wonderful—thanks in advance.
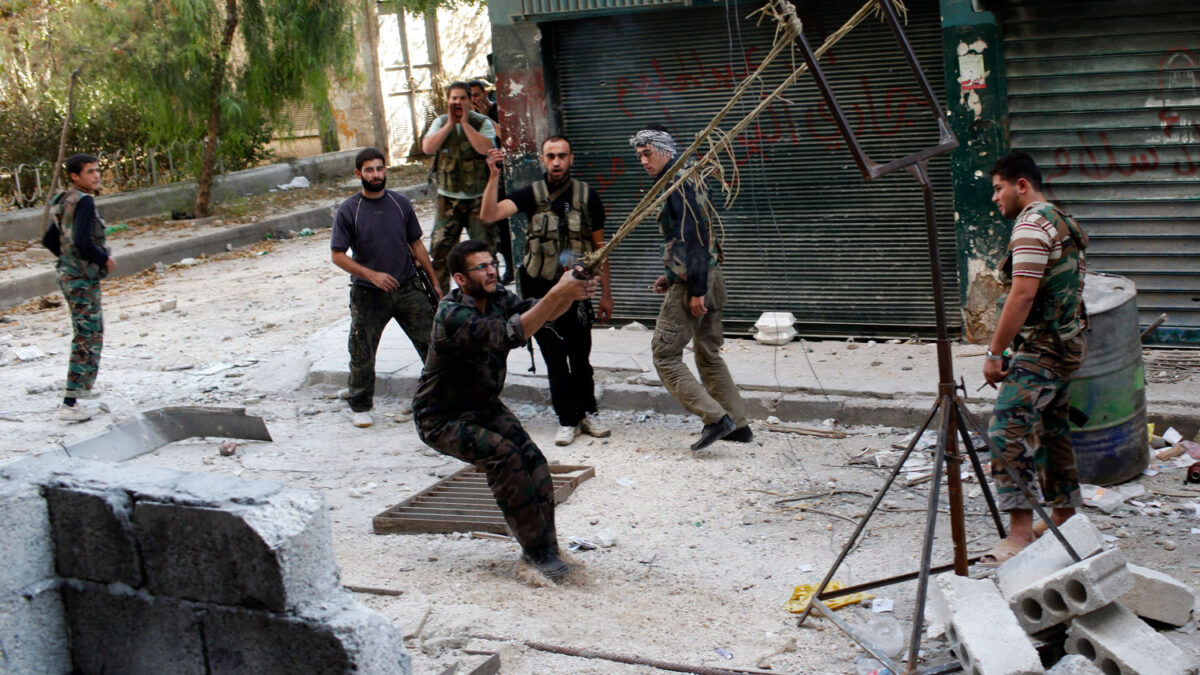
[805,76,925,151]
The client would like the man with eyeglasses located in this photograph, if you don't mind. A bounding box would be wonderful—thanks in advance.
[481,136,614,447]
[413,239,597,580]
[331,147,441,428]
[630,124,751,451]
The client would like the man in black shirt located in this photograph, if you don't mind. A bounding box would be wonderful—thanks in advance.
[480,136,613,447]
[331,147,440,428]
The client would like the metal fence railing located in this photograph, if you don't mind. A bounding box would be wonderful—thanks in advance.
[0,139,224,211]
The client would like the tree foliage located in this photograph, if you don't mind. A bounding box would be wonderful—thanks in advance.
[1,0,356,214]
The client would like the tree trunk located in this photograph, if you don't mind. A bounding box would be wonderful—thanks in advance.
[359,0,389,164]
[195,0,239,218]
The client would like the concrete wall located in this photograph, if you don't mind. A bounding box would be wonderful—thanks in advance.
[0,456,410,675]
[0,149,362,243]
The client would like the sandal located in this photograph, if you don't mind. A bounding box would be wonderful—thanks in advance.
[977,537,1028,568]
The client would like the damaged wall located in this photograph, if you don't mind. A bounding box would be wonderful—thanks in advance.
[941,0,1012,343]
[0,456,410,674]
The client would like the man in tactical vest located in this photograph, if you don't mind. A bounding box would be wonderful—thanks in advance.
[421,81,497,292]
[331,147,441,428]
[480,136,613,446]
[54,153,116,422]
[981,151,1089,565]
[630,124,751,451]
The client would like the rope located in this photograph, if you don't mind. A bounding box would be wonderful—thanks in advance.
[582,0,907,271]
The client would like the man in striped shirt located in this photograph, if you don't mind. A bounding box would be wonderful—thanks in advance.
[980,151,1089,565]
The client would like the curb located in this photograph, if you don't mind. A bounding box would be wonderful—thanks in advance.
[307,366,1200,436]
[0,205,333,309]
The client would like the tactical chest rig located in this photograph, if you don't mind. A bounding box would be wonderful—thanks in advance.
[55,187,109,279]
[523,178,592,281]
[433,111,490,195]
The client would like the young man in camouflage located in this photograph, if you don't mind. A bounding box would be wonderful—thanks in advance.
[981,151,1088,565]
[55,153,116,422]
[480,136,614,447]
[331,148,440,428]
[421,81,497,292]
[413,239,596,580]
[630,124,751,451]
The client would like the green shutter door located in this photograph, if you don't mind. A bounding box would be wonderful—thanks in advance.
[543,0,958,336]
[1001,0,1200,343]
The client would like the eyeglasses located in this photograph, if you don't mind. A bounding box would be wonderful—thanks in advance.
[467,261,499,273]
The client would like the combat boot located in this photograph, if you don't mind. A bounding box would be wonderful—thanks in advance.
[522,549,570,580]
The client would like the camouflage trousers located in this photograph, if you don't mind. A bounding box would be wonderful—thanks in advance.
[416,402,557,556]
[347,280,434,412]
[988,336,1085,511]
[430,195,494,293]
[651,267,746,427]
[57,274,103,398]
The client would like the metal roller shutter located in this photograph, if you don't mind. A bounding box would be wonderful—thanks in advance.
[542,0,958,336]
[1000,0,1200,343]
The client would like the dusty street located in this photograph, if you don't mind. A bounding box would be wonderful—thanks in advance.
[1,199,1198,674]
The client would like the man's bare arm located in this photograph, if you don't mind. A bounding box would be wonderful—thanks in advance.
[481,149,520,223]
[409,240,442,297]
[519,272,596,338]
[421,118,455,156]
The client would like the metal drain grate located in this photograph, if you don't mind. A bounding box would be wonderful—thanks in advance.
[372,464,595,535]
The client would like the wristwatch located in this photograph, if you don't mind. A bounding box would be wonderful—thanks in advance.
[985,349,1004,362]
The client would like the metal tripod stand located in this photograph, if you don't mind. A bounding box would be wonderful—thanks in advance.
[780,1,1083,672]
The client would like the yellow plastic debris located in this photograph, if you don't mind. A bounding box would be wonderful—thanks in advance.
[785,581,873,613]
[1147,423,1155,442]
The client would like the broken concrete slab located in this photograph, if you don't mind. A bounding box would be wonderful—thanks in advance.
[63,406,272,462]
[997,515,1105,599]
[939,574,1044,675]
[1119,564,1196,627]
[929,570,1004,639]
[1066,602,1198,675]
[1046,654,1104,675]
[1010,549,1132,634]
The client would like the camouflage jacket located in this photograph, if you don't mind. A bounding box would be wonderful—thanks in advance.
[56,187,109,280]
[413,287,535,417]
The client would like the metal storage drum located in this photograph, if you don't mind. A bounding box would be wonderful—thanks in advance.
[1068,274,1148,486]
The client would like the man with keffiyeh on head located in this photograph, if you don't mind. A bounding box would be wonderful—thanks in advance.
[630,124,751,451]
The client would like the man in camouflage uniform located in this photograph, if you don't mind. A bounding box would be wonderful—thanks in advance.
[331,147,440,428]
[982,151,1088,564]
[630,124,751,451]
[421,81,497,292]
[54,153,116,422]
[413,239,595,580]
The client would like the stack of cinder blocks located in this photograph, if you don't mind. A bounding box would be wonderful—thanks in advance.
[0,455,410,674]
[934,514,1198,675]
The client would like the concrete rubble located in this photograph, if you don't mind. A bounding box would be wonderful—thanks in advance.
[932,513,1198,675]
[0,455,411,674]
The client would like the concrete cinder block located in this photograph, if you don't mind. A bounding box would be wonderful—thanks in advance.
[929,571,1003,639]
[1066,602,1198,675]
[45,487,143,586]
[938,574,1044,675]
[1046,654,1104,675]
[63,581,206,675]
[1119,564,1195,626]
[997,515,1105,599]
[202,598,410,675]
[1011,549,1133,634]
[0,585,71,675]
[134,488,339,611]
[0,481,55,592]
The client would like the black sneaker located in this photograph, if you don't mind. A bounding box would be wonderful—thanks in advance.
[522,549,570,580]
[691,414,736,451]
[724,425,754,443]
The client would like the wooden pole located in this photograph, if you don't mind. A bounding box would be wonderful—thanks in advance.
[41,68,82,238]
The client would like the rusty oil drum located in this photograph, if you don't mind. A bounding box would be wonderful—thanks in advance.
[1068,273,1148,486]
